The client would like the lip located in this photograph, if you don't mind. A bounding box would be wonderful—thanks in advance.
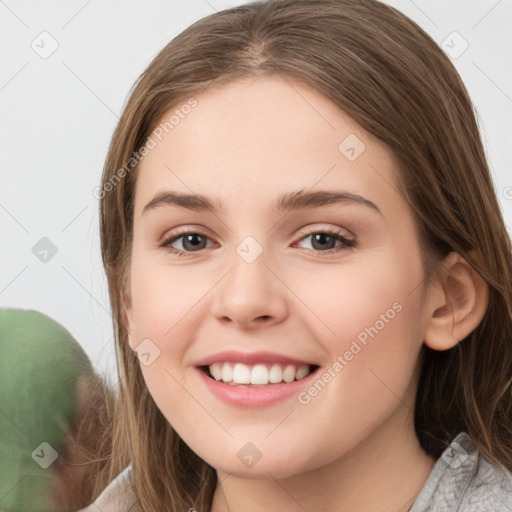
[196,364,320,408]
[194,350,316,367]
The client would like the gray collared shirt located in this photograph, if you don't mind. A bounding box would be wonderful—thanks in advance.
[410,431,512,511]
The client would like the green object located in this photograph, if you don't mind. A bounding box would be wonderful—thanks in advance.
[0,309,93,511]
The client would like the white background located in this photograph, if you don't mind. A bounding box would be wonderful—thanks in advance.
[1,0,511,378]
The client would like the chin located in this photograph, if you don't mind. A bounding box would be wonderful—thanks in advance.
[196,442,312,480]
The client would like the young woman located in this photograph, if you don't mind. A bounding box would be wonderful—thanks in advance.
[81,0,512,510]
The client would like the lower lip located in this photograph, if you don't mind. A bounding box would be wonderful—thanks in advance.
[196,367,319,408]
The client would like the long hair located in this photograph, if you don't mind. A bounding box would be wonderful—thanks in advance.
[48,373,115,509]
[97,0,512,509]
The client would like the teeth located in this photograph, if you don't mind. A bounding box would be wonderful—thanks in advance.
[233,363,251,384]
[282,365,296,383]
[251,364,269,385]
[295,365,310,380]
[268,364,282,383]
[210,363,222,381]
[221,363,233,383]
[207,362,312,385]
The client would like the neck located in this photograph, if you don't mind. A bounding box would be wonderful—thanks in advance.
[210,410,435,512]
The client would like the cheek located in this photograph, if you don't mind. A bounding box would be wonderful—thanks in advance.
[127,250,214,413]
[128,245,209,342]
[293,249,423,349]
[291,250,425,408]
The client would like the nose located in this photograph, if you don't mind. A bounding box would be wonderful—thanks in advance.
[210,248,288,329]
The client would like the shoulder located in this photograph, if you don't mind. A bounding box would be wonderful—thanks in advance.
[78,465,140,512]
[410,432,512,512]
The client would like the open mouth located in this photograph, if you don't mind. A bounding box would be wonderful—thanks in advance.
[199,362,320,387]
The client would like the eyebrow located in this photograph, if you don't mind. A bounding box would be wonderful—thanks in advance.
[142,189,383,217]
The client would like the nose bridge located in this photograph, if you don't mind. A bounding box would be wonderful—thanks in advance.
[211,235,288,326]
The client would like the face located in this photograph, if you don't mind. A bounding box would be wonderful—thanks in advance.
[124,76,436,479]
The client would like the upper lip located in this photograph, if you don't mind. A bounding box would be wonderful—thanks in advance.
[195,350,317,367]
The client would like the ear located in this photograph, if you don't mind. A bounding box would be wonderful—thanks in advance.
[423,251,489,351]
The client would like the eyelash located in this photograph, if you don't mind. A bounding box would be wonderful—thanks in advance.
[160,227,357,258]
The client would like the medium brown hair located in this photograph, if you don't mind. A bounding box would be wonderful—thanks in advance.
[97,0,512,509]
[48,373,115,510]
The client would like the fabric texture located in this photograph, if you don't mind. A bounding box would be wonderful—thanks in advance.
[410,431,512,511]
[82,430,512,511]
[78,465,139,512]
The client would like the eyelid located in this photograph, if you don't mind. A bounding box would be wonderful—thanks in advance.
[159,226,217,251]
[295,224,354,241]
[160,224,357,257]
[161,223,353,242]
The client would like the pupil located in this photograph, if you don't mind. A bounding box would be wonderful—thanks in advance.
[312,233,335,250]
[184,234,205,251]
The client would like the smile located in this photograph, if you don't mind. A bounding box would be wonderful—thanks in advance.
[195,358,320,408]
[202,362,317,386]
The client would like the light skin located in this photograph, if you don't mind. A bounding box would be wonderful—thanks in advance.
[123,76,488,512]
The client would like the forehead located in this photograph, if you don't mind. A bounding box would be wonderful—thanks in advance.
[134,76,403,216]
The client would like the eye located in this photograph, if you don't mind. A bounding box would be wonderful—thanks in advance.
[294,227,356,255]
[161,230,215,257]
[160,226,356,258]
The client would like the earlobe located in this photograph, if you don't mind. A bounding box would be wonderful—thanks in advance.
[424,252,489,351]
